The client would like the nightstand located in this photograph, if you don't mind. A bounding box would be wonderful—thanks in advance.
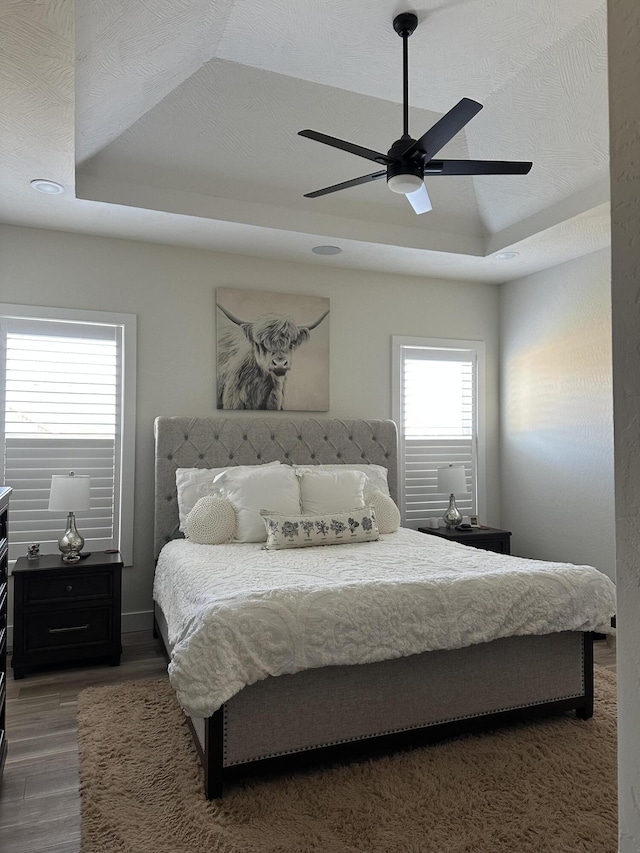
[11,552,122,679]
[418,525,512,554]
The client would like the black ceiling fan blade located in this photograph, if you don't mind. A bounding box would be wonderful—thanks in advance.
[304,171,387,198]
[299,130,392,165]
[400,98,483,160]
[426,159,533,175]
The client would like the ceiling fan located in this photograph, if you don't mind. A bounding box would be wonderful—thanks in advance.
[298,12,532,214]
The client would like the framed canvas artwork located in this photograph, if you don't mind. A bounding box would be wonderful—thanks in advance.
[216,287,330,411]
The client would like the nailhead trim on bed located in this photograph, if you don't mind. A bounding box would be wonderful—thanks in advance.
[218,633,587,767]
[222,689,585,766]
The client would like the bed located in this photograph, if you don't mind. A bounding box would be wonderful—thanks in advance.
[153,416,615,799]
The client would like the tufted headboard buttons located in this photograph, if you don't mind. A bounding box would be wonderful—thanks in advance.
[154,417,399,559]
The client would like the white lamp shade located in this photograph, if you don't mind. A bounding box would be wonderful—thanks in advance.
[437,465,468,495]
[48,474,91,512]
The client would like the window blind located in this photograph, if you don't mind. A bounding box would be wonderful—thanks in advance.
[399,344,478,529]
[1,318,121,561]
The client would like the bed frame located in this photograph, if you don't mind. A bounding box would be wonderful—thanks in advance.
[153,416,594,799]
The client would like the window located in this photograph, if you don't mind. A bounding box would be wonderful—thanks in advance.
[0,304,136,564]
[392,336,485,529]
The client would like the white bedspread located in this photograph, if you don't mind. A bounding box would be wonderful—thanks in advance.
[153,528,616,718]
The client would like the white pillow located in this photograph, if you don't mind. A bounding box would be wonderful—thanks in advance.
[216,465,301,543]
[296,468,366,515]
[185,495,236,544]
[175,462,281,531]
[294,464,390,495]
[261,506,379,550]
[365,487,401,534]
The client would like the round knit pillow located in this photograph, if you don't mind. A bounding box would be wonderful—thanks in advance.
[185,495,236,544]
[365,487,401,534]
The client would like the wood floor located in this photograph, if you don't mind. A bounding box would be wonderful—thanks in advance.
[0,633,617,853]
[0,631,168,853]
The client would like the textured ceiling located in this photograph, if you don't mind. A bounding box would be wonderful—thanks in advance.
[0,0,610,283]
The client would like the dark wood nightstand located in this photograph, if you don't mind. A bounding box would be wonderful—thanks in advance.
[11,552,122,679]
[418,525,512,554]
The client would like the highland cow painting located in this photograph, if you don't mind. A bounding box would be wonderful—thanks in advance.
[216,287,330,411]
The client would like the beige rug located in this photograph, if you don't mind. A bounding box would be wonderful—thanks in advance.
[77,668,617,853]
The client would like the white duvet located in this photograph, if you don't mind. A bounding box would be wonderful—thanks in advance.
[153,527,616,718]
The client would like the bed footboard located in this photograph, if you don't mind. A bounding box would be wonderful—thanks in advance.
[154,607,592,800]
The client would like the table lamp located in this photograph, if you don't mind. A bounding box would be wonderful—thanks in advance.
[48,472,91,562]
[437,464,468,529]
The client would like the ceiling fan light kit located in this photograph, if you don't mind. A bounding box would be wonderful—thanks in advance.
[299,12,532,214]
[388,173,423,195]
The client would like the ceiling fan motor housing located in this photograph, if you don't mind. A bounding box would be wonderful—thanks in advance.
[386,137,424,193]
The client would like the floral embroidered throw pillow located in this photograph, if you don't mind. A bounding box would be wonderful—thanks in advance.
[260,506,379,550]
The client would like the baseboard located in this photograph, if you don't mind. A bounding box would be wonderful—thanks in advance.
[6,609,155,651]
[121,610,154,633]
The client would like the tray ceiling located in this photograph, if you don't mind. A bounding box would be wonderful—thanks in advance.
[0,0,610,283]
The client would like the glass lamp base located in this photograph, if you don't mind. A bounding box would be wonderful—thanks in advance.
[62,552,82,562]
[58,512,85,563]
[442,494,462,529]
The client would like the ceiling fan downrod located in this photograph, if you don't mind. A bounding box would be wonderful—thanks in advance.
[393,12,418,139]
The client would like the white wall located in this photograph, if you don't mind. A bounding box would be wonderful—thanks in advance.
[500,249,615,579]
[608,0,640,848]
[0,224,501,628]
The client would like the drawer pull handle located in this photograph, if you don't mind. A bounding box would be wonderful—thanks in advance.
[48,624,89,634]
[66,585,73,592]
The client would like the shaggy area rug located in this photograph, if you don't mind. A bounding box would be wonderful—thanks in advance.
[77,668,617,853]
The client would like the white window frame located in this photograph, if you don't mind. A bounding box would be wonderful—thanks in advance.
[0,303,136,566]
[392,335,486,527]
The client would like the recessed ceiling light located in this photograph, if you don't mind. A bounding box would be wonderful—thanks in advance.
[30,179,64,194]
[312,245,342,255]
[496,252,519,260]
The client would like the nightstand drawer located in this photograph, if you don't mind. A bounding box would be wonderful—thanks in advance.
[24,572,112,605]
[24,606,113,651]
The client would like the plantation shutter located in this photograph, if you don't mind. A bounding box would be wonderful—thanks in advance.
[399,344,478,529]
[1,318,122,561]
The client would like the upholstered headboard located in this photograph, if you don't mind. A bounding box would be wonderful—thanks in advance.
[154,417,398,558]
